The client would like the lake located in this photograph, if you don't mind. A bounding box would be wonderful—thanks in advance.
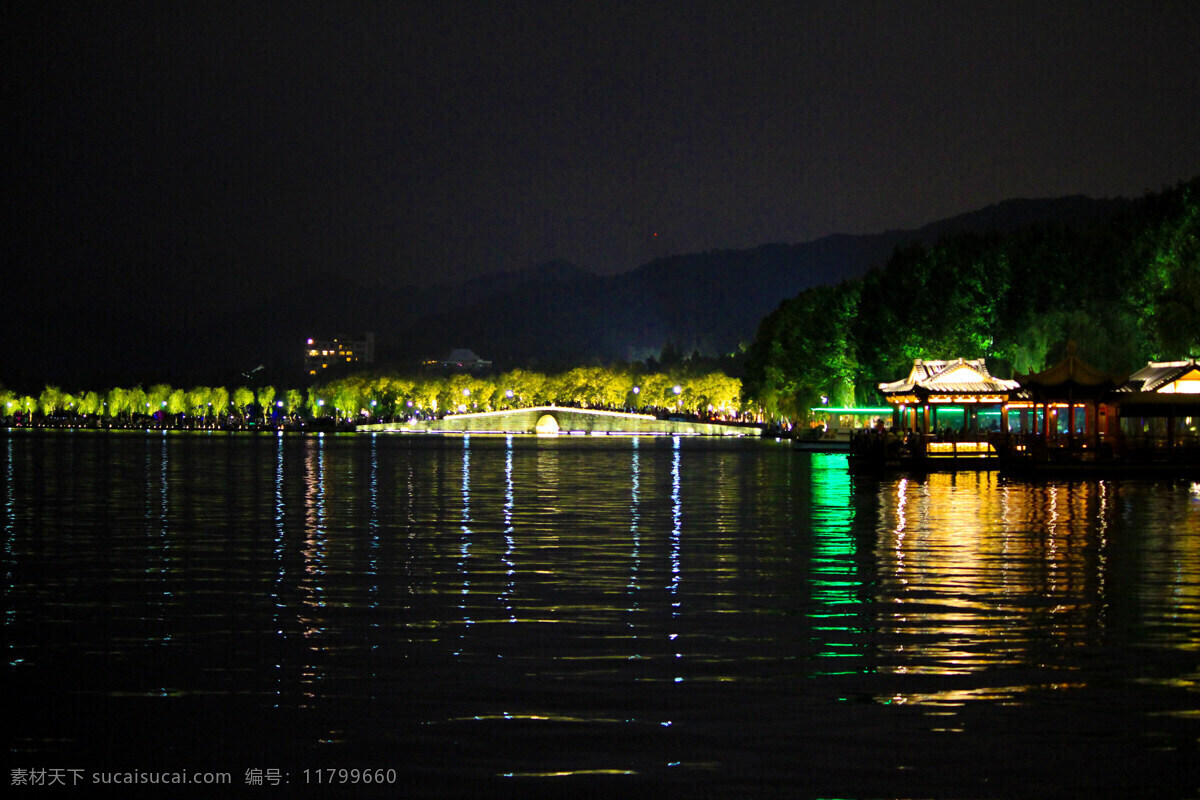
[4,431,1198,797]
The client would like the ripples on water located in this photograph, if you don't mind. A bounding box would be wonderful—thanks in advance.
[4,431,1199,796]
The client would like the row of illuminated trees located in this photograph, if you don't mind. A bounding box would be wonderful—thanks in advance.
[1,366,748,427]
[0,383,304,428]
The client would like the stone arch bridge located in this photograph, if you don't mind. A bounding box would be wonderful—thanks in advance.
[359,406,756,436]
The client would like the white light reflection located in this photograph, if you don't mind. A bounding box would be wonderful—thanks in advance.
[158,435,171,620]
[273,431,286,703]
[144,436,171,646]
[3,438,13,650]
[300,434,327,707]
[627,436,642,628]
[367,434,380,646]
[457,434,473,654]
[670,435,682,681]
[501,434,516,621]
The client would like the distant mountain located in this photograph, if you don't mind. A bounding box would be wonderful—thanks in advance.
[911,194,1130,238]
[177,194,1139,380]
[0,193,1135,389]
[393,194,1132,367]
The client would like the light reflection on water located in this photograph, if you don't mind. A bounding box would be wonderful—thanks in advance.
[3,432,1199,795]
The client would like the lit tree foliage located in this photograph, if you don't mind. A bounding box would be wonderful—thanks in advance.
[257,385,276,423]
[744,282,859,423]
[744,177,1200,418]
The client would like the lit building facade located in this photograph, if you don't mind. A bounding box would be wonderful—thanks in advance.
[305,332,375,376]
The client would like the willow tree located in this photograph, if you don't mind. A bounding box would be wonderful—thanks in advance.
[210,387,230,425]
[38,385,65,419]
[1,388,17,421]
[18,395,37,422]
[257,385,277,424]
[167,388,188,426]
[127,386,148,423]
[283,388,303,421]
[690,371,743,416]
[147,384,172,419]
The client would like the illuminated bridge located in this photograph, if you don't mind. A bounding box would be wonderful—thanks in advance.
[358,406,758,436]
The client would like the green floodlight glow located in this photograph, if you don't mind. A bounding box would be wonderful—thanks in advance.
[810,407,892,414]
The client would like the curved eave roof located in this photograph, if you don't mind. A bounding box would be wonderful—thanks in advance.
[879,381,1017,398]
[1016,343,1126,395]
[1123,362,1200,393]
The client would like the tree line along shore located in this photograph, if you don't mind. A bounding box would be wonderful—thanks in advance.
[1,366,748,430]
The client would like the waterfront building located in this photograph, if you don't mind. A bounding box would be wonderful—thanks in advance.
[867,348,1200,471]
[1114,359,1200,450]
[877,358,1018,435]
[1009,341,1126,453]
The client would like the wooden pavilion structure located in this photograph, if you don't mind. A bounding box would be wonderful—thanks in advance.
[878,358,1018,435]
[1113,359,1200,452]
[1009,341,1126,455]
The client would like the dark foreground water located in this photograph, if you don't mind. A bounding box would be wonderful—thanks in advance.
[4,431,1199,797]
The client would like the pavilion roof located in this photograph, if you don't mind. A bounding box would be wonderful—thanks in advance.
[878,358,1019,397]
[1015,342,1126,397]
[1118,359,1200,394]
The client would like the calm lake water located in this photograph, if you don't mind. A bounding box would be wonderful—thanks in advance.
[4,431,1199,797]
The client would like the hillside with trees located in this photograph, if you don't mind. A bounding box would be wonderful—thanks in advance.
[743,178,1200,423]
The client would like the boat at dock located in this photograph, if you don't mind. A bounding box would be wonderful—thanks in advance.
[792,428,851,452]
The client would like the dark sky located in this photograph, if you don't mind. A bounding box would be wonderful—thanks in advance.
[9,0,1200,302]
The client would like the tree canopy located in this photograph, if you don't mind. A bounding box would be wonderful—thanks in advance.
[744,178,1200,418]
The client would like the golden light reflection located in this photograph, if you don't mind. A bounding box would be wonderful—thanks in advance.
[882,682,1087,707]
[873,473,1106,685]
[502,769,639,777]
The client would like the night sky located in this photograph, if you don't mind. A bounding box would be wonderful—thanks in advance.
[7,1,1200,367]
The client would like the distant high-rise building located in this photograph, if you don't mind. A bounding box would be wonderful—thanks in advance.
[305,332,375,376]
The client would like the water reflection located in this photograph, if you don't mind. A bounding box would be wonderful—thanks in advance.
[627,437,641,615]
[501,435,516,620]
[4,437,14,659]
[867,471,1200,714]
[808,453,862,673]
[5,433,1199,791]
[301,435,326,706]
[875,473,1100,679]
[458,434,473,649]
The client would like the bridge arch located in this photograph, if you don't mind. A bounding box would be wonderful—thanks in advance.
[534,413,560,434]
